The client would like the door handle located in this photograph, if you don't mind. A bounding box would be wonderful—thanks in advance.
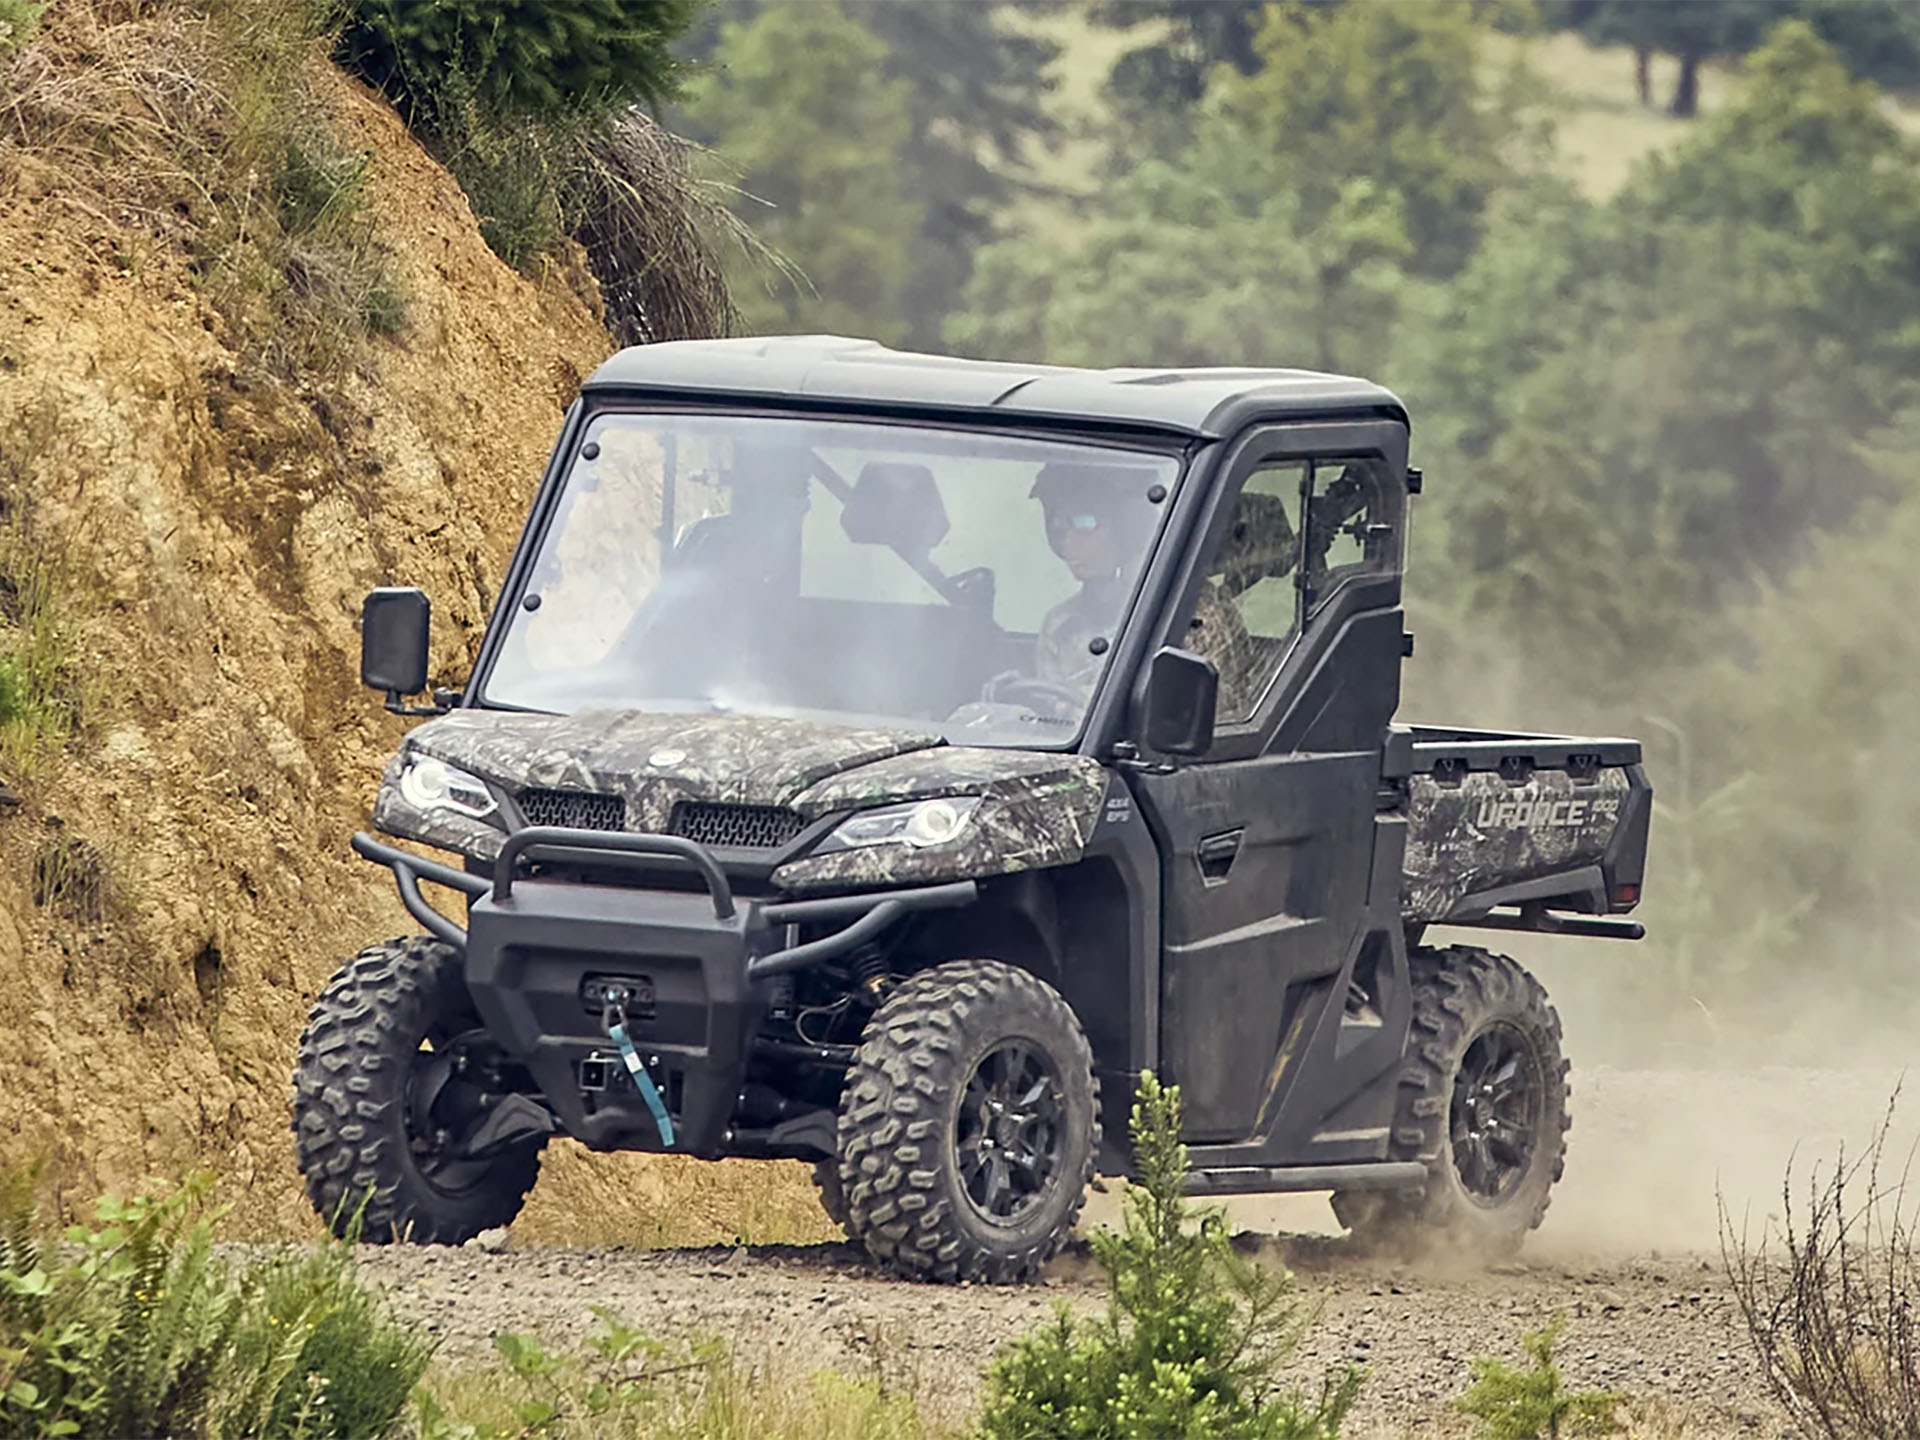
[1196,828,1243,885]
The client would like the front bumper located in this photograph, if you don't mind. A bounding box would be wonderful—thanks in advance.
[351,827,975,1156]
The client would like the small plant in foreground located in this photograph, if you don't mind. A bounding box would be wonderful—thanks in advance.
[1454,1319,1624,1439]
[416,1308,934,1439]
[977,1071,1360,1440]
[1722,1086,1920,1439]
[0,1168,429,1439]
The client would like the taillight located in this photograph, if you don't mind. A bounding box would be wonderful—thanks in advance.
[1611,882,1641,908]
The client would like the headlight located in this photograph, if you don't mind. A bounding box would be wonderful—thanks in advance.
[396,754,498,820]
[815,796,982,854]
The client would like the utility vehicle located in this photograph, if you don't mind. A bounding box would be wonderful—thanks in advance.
[292,336,1651,1282]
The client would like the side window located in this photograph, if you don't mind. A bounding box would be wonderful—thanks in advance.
[1189,454,1397,733]
[1192,460,1305,727]
[1302,457,1394,613]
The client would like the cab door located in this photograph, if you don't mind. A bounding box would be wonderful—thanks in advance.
[1130,421,1411,1154]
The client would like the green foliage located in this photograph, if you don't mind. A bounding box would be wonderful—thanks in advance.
[337,0,699,132]
[0,0,43,56]
[1086,0,1272,147]
[0,658,23,731]
[416,1309,934,1439]
[0,1171,430,1440]
[950,142,1405,373]
[1402,22,1920,674]
[1455,1321,1624,1439]
[977,1072,1359,1440]
[448,123,572,270]
[952,0,1524,366]
[329,0,732,333]
[676,0,1059,347]
[0,495,86,778]
[1229,0,1539,279]
[682,2,924,344]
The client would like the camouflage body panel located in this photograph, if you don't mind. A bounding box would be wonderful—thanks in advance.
[370,749,509,862]
[774,750,1109,893]
[369,710,1105,893]
[373,709,939,860]
[1401,767,1632,921]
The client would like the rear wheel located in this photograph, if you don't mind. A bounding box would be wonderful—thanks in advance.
[292,936,544,1244]
[1332,945,1569,1259]
[837,959,1099,1283]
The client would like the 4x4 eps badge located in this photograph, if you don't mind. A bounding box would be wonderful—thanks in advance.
[648,748,687,767]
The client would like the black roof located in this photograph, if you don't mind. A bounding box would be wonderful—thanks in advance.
[581,335,1407,440]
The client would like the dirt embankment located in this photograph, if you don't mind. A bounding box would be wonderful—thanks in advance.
[0,29,830,1243]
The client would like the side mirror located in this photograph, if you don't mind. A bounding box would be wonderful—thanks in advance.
[361,588,430,700]
[1143,647,1218,757]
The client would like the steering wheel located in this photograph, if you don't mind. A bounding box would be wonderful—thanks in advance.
[982,671,1085,716]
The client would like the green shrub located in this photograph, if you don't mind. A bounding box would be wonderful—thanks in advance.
[331,0,738,315]
[275,133,374,238]
[336,0,699,134]
[448,123,570,269]
[1454,1320,1624,1440]
[0,657,23,731]
[977,1071,1360,1440]
[0,0,43,58]
[0,1170,430,1439]
[0,515,86,777]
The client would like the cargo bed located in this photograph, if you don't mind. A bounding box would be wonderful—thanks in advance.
[1388,724,1652,939]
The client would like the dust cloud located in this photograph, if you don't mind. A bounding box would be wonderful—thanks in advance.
[1077,937,1920,1263]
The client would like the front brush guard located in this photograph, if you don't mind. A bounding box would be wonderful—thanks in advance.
[349,826,977,976]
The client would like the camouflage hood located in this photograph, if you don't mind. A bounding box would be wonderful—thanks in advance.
[399,708,941,811]
[371,708,1110,889]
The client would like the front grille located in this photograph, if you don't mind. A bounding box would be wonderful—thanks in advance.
[670,802,805,850]
[519,788,625,831]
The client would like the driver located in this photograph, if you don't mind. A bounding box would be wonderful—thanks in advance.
[1031,464,1142,696]
[1031,464,1249,702]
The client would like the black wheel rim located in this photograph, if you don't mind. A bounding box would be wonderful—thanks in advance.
[405,1026,501,1198]
[956,1039,1066,1226]
[1450,1021,1545,1206]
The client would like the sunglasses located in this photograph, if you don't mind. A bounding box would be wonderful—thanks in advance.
[1046,510,1104,534]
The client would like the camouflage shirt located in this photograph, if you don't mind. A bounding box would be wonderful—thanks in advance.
[1036,577,1124,696]
[1036,577,1255,714]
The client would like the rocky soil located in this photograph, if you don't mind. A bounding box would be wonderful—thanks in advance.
[343,1066,1914,1436]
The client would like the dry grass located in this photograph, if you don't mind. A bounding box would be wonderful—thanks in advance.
[0,408,105,780]
[1721,1087,1920,1438]
[566,116,743,346]
[419,1322,955,1440]
[0,0,404,380]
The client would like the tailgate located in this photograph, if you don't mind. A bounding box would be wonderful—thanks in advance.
[1388,725,1652,926]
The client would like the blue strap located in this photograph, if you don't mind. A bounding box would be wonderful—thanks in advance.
[607,1021,676,1148]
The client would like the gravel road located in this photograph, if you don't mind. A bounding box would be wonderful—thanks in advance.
[347,1065,1918,1435]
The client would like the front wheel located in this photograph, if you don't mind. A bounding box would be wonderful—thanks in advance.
[837,959,1099,1283]
[292,936,544,1244]
[1332,945,1570,1260]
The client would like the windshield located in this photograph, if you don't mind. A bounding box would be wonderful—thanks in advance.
[478,412,1181,746]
